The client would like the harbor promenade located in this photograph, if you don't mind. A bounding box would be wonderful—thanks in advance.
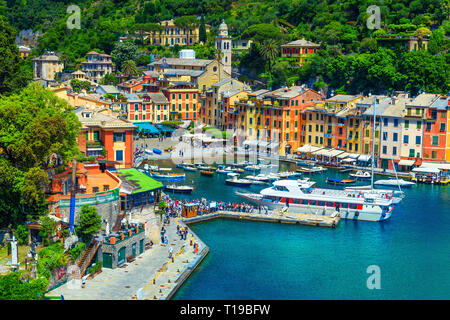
[47,207,338,300]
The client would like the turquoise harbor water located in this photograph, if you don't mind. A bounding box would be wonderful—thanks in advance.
[150,160,450,299]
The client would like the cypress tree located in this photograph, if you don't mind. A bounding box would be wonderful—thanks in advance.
[199,15,207,44]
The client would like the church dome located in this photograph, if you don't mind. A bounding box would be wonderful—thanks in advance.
[218,20,228,36]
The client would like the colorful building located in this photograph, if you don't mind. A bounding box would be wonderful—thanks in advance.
[163,83,199,121]
[400,94,441,166]
[148,56,230,92]
[147,19,210,46]
[423,96,449,162]
[81,51,113,83]
[236,86,324,155]
[76,109,136,168]
[281,39,321,66]
[33,52,64,81]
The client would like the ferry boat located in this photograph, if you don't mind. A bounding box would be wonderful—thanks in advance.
[237,180,397,221]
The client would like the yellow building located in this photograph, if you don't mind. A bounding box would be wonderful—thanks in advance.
[33,52,64,81]
[149,57,230,92]
[147,19,210,46]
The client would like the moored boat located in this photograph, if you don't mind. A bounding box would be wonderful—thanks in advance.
[200,170,215,176]
[164,185,194,193]
[326,177,356,185]
[151,171,185,179]
[225,176,253,187]
[237,179,398,221]
[374,179,415,187]
[349,170,371,179]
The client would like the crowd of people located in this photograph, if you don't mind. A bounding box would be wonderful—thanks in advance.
[162,195,270,217]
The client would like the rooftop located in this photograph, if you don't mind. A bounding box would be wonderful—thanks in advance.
[145,92,169,104]
[326,94,362,103]
[150,57,214,68]
[407,93,441,107]
[282,39,321,48]
[118,168,163,194]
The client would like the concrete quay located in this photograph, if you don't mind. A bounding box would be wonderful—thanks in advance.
[46,208,337,300]
[183,210,340,228]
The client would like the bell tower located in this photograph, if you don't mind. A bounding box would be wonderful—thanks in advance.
[215,19,232,75]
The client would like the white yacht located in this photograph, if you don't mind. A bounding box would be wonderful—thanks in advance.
[237,179,397,221]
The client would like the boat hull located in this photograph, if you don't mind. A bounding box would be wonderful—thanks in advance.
[226,181,252,187]
[164,187,193,193]
[237,193,392,222]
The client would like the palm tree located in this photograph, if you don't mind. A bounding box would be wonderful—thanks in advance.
[259,39,280,73]
[215,48,223,83]
[121,60,139,77]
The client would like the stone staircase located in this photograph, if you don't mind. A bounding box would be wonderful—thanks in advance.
[77,240,100,278]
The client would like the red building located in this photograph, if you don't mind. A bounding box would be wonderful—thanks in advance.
[423,96,449,162]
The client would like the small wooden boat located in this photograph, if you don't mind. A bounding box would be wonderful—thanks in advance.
[183,165,197,172]
[278,171,301,179]
[217,167,234,174]
[164,185,194,193]
[244,165,261,172]
[232,168,245,173]
[349,170,371,179]
[225,176,253,187]
[297,166,325,174]
[200,170,215,176]
[151,171,185,179]
[197,165,216,171]
[326,177,356,185]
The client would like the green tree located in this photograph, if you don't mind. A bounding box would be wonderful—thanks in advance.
[242,23,284,43]
[0,271,49,300]
[131,22,162,45]
[258,39,280,73]
[111,40,138,71]
[0,83,81,227]
[0,17,29,96]
[75,205,102,243]
[39,216,57,246]
[15,225,29,245]
[174,15,200,46]
[199,15,207,43]
[121,60,139,76]
[101,73,117,86]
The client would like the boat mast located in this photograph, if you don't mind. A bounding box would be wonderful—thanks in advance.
[370,95,377,190]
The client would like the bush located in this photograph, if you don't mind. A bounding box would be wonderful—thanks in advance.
[67,242,86,262]
[88,261,103,275]
[15,225,29,245]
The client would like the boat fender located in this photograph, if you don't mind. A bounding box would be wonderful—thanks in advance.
[381,212,386,217]
[355,211,359,217]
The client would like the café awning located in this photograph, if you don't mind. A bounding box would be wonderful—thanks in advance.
[420,162,450,171]
[296,144,322,153]
[398,159,416,166]
[357,154,371,162]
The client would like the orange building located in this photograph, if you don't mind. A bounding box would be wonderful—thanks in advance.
[423,96,449,162]
[163,83,199,121]
[77,109,136,168]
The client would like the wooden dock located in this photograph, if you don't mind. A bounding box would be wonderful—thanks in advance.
[182,210,340,228]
